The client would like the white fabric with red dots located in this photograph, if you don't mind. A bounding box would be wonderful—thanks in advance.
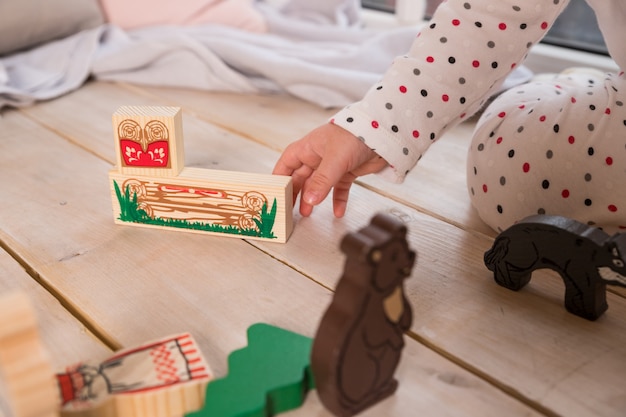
[468,69,626,233]
[332,0,626,232]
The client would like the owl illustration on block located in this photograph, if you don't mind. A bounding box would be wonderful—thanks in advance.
[112,105,185,177]
[119,119,170,168]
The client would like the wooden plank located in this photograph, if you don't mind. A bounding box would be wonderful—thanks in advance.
[0,249,111,367]
[613,286,626,298]
[6,96,541,415]
[19,82,284,174]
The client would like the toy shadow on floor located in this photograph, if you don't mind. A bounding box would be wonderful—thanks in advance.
[484,214,626,321]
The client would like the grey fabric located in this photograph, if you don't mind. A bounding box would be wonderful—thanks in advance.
[0,0,104,56]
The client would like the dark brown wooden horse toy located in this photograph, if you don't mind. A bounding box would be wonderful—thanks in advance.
[484,214,626,320]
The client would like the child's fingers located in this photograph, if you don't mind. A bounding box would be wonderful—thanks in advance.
[273,139,323,209]
[299,198,315,217]
[301,151,349,209]
[272,148,301,177]
[290,164,313,204]
[332,174,356,218]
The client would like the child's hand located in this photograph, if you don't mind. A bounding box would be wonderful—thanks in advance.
[273,123,387,217]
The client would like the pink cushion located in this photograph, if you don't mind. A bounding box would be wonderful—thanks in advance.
[100,0,267,32]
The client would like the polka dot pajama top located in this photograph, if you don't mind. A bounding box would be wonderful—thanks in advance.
[332,0,626,233]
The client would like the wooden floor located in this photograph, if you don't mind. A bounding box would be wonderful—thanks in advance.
[1,80,625,416]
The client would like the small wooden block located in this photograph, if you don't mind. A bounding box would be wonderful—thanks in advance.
[58,333,212,417]
[112,106,185,177]
[311,213,415,417]
[0,291,58,417]
[187,323,314,417]
[484,214,626,320]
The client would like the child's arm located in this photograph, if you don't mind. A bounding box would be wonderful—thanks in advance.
[275,0,569,216]
[335,0,568,181]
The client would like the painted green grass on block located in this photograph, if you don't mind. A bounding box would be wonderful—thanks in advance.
[114,180,149,222]
[255,199,277,239]
[113,181,277,239]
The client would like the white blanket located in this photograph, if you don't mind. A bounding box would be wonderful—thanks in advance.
[0,0,528,110]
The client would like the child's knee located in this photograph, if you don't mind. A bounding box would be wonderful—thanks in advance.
[466,72,626,233]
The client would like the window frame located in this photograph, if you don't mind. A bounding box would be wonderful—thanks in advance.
[360,6,618,75]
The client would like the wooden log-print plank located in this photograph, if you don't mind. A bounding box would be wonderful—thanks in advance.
[109,168,293,243]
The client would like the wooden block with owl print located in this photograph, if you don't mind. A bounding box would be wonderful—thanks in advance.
[112,106,184,177]
[108,106,294,242]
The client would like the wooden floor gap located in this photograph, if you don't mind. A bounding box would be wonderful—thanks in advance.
[405,329,557,417]
[0,236,122,352]
[355,179,496,241]
[243,239,335,293]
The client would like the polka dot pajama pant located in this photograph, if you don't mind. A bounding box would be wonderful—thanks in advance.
[467,70,626,233]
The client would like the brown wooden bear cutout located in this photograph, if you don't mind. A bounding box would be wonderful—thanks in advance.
[311,213,416,417]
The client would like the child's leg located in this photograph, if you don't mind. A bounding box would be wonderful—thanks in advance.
[467,69,626,233]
